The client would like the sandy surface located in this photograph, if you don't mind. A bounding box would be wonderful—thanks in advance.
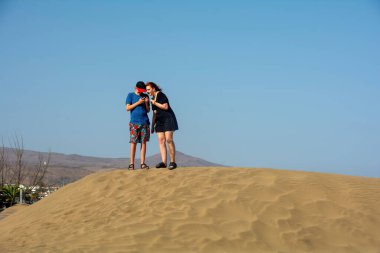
[0,167,379,253]
[0,204,28,220]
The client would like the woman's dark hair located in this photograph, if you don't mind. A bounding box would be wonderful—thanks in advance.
[146,82,162,92]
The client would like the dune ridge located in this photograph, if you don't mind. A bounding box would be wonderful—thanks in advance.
[0,167,379,253]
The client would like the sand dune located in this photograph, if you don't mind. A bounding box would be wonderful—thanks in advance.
[0,167,379,253]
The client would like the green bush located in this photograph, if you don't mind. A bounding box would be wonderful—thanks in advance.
[1,185,19,207]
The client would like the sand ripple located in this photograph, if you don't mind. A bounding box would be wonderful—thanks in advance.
[0,167,379,253]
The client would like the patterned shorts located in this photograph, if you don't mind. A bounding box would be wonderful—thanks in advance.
[129,123,150,143]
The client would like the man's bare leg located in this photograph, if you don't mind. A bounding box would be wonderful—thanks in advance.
[130,142,137,169]
[140,142,146,165]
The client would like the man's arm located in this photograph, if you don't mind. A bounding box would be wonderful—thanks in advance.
[126,98,144,111]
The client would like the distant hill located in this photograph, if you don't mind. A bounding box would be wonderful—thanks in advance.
[2,148,224,185]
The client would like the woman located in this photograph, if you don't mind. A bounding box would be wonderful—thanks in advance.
[146,82,178,170]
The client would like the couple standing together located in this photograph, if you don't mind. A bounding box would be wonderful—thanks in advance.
[125,81,179,170]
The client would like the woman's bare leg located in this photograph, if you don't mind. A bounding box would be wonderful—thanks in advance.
[165,131,175,163]
[157,132,167,164]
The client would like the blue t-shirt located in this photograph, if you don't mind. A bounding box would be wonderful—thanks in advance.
[126,92,150,125]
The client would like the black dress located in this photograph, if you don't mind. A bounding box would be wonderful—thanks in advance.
[153,92,179,132]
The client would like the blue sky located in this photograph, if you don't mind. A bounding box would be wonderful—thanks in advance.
[1,0,379,177]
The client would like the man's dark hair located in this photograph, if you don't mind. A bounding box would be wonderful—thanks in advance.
[136,81,145,88]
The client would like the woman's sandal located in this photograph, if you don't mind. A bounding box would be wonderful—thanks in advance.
[155,162,167,169]
[128,164,134,170]
[141,163,150,170]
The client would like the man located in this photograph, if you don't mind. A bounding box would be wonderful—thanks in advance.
[125,81,150,170]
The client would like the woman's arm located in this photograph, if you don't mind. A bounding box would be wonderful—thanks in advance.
[151,110,157,133]
[145,98,150,113]
[152,100,169,110]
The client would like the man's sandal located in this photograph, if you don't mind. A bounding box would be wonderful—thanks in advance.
[128,164,134,170]
[141,163,150,170]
